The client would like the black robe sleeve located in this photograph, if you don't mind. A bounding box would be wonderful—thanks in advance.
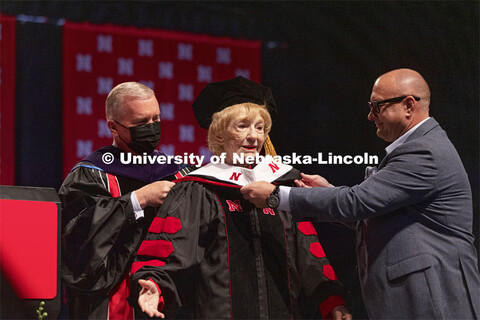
[295,221,351,316]
[59,165,142,295]
[277,169,350,317]
[130,180,219,317]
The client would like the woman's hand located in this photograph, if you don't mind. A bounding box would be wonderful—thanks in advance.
[138,279,165,318]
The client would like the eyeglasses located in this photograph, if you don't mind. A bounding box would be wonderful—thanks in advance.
[368,95,420,114]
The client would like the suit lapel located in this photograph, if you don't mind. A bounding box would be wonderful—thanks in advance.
[377,118,438,171]
[404,117,439,143]
[377,154,389,170]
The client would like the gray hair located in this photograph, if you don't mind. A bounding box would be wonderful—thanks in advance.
[105,82,154,120]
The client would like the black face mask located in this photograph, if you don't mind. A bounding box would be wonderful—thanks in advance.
[115,120,161,155]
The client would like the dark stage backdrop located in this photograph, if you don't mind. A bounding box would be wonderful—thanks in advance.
[1,1,478,318]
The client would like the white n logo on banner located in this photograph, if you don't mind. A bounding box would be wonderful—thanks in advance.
[138,39,153,57]
[76,54,92,72]
[97,120,111,138]
[216,48,231,64]
[76,140,93,158]
[158,62,174,79]
[140,80,155,90]
[160,103,175,121]
[178,84,194,101]
[118,58,134,75]
[197,65,212,82]
[97,35,113,53]
[76,97,92,115]
[160,144,175,156]
[179,125,195,142]
[235,69,251,79]
[177,43,193,60]
[97,77,113,95]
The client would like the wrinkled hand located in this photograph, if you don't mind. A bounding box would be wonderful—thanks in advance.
[240,181,275,208]
[294,173,331,188]
[331,304,352,320]
[136,180,175,208]
[138,279,164,318]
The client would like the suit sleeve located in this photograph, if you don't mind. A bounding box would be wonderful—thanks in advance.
[129,181,217,317]
[58,166,139,295]
[290,142,438,222]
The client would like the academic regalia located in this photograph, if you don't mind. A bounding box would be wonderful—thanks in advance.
[59,145,185,319]
[130,160,349,319]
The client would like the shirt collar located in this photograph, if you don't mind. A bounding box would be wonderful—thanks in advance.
[385,117,430,154]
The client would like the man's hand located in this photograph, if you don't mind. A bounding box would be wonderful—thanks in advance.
[138,279,165,318]
[136,180,175,208]
[294,173,331,188]
[240,181,275,208]
[331,305,352,320]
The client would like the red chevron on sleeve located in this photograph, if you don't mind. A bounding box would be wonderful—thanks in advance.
[309,242,326,258]
[137,240,174,258]
[298,222,317,235]
[323,264,338,281]
[148,216,182,234]
[131,259,166,274]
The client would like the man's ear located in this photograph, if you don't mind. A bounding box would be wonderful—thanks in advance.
[107,119,119,138]
[405,96,415,117]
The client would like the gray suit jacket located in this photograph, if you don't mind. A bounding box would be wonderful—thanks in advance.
[290,118,480,319]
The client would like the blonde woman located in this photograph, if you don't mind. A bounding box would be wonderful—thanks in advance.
[130,77,351,320]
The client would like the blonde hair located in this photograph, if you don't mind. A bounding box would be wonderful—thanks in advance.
[105,82,154,120]
[208,103,272,156]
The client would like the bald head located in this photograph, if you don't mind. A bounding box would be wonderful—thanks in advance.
[372,68,431,110]
[368,69,431,142]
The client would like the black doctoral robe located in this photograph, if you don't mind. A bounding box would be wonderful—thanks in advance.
[59,145,185,319]
[130,161,349,319]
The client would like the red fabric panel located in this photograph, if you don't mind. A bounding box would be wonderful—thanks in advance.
[297,222,317,235]
[131,259,165,274]
[323,264,338,281]
[148,216,182,234]
[148,217,165,233]
[319,295,346,319]
[108,275,133,320]
[137,240,174,258]
[107,173,121,197]
[0,199,57,299]
[309,242,326,258]
[215,194,234,319]
[161,216,181,233]
[105,173,132,320]
[0,15,16,185]
[62,21,261,177]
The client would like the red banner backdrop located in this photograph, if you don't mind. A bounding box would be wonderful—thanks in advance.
[62,21,261,177]
[0,15,16,185]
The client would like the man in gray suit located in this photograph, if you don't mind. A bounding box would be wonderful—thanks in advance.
[241,69,480,319]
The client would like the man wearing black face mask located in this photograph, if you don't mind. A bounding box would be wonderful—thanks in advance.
[59,82,190,320]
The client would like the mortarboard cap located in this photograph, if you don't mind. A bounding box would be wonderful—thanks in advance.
[192,76,277,129]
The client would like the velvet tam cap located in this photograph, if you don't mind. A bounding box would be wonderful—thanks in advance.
[192,76,277,129]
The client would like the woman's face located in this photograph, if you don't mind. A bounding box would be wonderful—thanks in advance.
[223,110,265,167]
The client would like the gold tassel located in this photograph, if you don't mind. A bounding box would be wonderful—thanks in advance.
[263,135,277,156]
